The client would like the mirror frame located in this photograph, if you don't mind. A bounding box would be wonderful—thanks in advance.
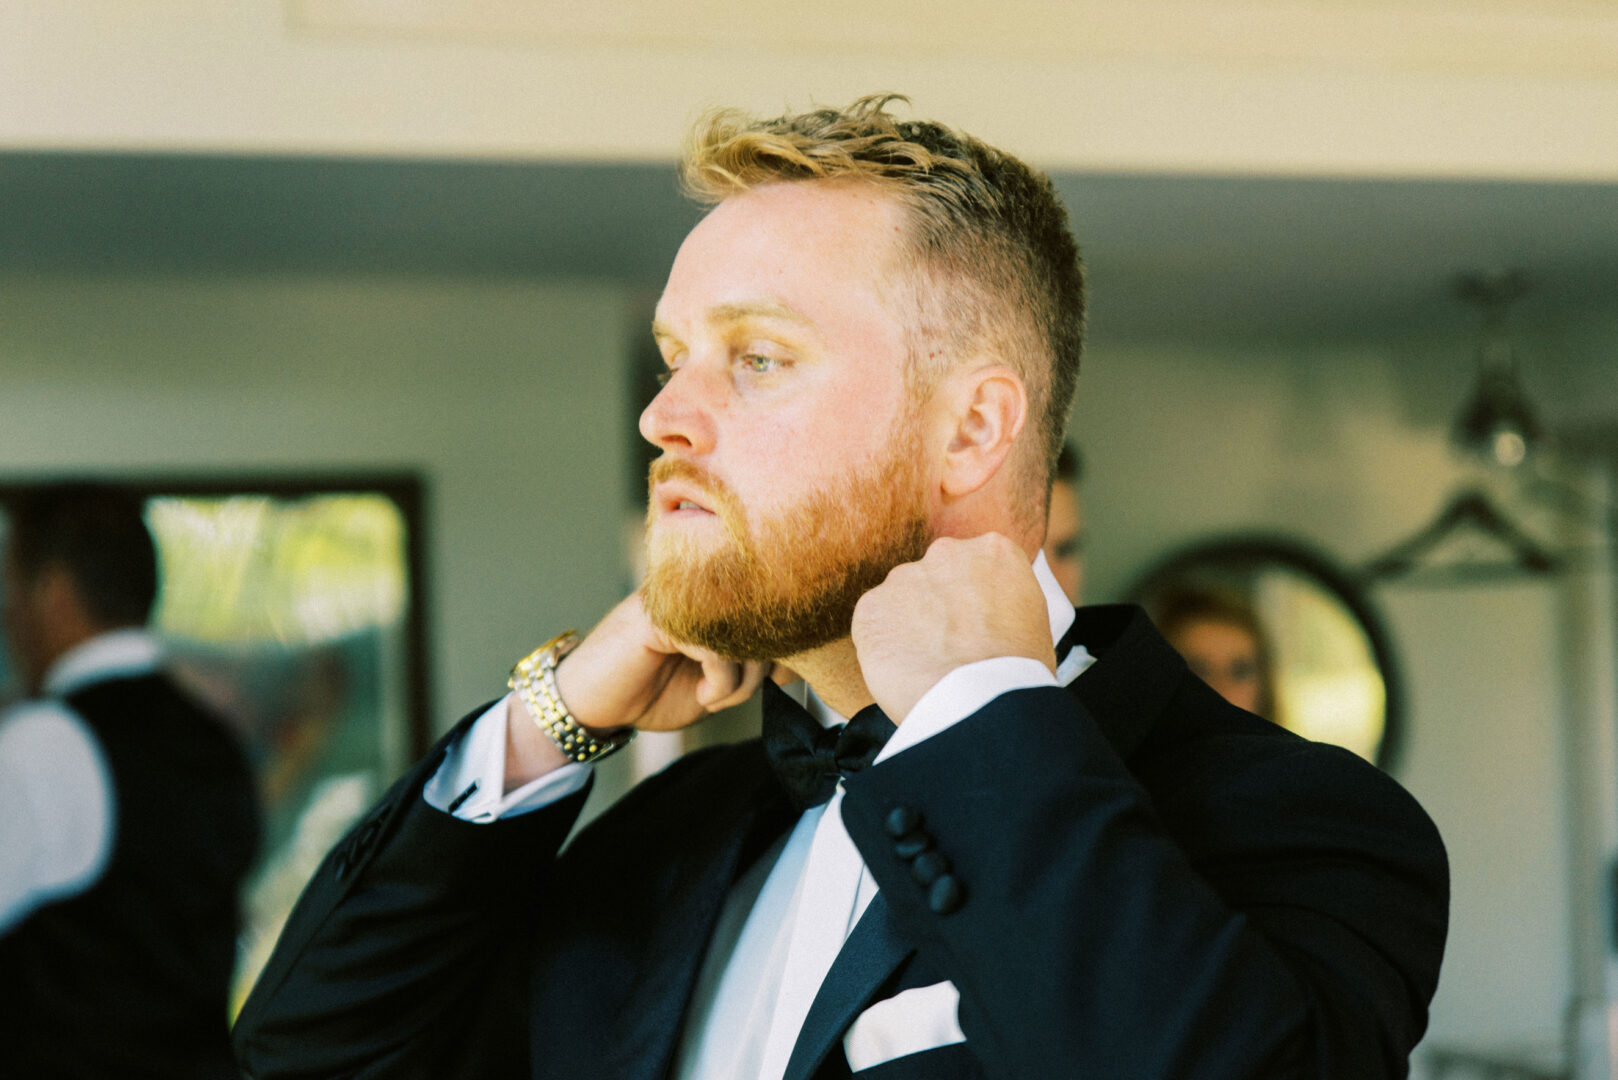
[1125,534,1406,772]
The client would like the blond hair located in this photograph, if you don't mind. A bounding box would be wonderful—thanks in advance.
[681,94,1086,520]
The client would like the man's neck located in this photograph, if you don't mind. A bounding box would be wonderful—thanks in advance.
[783,637,873,719]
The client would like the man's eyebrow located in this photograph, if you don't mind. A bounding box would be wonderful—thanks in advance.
[706,300,811,327]
[651,301,811,342]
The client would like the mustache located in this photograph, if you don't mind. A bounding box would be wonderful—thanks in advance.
[647,457,738,508]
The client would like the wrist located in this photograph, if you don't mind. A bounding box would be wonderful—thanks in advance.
[510,633,635,764]
[551,649,631,736]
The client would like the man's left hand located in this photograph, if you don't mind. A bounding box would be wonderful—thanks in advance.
[852,533,1056,723]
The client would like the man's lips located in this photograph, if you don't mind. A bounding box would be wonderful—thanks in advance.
[653,482,716,516]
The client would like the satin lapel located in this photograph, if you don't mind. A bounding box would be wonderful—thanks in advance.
[594,745,798,1080]
[781,893,913,1080]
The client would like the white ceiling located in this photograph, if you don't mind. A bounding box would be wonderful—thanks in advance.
[6,3,1617,179]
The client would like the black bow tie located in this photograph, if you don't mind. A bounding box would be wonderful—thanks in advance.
[762,681,897,812]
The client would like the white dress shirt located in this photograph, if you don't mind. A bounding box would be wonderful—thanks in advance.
[0,629,162,935]
[427,553,1093,1079]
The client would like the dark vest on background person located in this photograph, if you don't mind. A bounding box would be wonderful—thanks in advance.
[0,672,262,1080]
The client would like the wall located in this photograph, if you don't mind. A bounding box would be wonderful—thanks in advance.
[1389,580,1576,1056]
[1075,340,1472,602]
[0,272,633,731]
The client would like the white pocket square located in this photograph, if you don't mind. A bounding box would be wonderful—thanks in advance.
[843,980,966,1071]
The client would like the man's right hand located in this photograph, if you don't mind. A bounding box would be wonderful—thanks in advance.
[503,593,771,791]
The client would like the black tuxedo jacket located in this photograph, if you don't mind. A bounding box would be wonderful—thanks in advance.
[233,605,1447,1079]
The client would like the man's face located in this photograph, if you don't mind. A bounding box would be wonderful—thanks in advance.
[1168,617,1265,716]
[639,180,935,660]
[1042,482,1085,605]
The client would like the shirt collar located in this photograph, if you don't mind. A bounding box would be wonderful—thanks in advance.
[784,549,1087,729]
[1031,549,1077,648]
[43,627,163,697]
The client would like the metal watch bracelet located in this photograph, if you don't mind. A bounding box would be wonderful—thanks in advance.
[509,631,635,764]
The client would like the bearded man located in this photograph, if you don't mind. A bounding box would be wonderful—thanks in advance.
[234,97,1447,1080]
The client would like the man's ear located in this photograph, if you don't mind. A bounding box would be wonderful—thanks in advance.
[937,365,1028,499]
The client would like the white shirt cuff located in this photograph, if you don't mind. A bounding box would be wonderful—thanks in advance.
[423,693,591,822]
[872,657,1058,766]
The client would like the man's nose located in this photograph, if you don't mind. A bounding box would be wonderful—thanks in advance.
[639,367,720,455]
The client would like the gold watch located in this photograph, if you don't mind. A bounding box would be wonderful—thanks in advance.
[509,631,635,764]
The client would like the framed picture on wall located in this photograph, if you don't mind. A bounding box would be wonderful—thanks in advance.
[0,474,431,1013]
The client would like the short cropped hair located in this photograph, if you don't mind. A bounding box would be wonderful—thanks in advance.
[681,94,1086,514]
[4,483,158,627]
[1055,442,1085,487]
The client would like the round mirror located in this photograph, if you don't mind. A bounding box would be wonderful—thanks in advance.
[1127,537,1403,770]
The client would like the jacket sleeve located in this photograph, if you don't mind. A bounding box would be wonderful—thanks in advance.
[839,685,1449,1080]
[232,706,590,1080]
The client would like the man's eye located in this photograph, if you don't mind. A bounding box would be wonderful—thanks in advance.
[741,353,779,374]
[655,368,678,387]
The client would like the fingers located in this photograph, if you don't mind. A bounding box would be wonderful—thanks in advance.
[695,657,769,712]
[852,530,1053,722]
[727,661,773,708]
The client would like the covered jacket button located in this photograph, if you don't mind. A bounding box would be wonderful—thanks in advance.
[353,818,383,856]
[911,850,949,887]
[885,806,922,838]
[928,874,965,914]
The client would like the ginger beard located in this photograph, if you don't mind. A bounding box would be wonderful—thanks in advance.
[641,416,932,662]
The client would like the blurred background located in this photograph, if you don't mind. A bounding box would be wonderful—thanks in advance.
[2,3,1616,1077]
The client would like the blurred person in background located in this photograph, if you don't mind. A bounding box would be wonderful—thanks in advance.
[0,483,261,1079]
[1041,441,1086,604]
[1154,586,1276,720]
[235,96,1445,1080]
